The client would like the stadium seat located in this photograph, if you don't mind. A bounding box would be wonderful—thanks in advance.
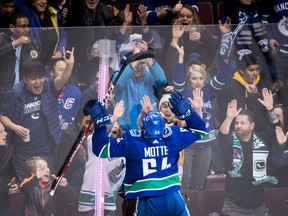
[264,187,288,216]
[196,2,214,25]
[181,189,201,215]
[9,191,26,216]
[217,1,223,22]
[201,189,225,216]
[203,174,226,190]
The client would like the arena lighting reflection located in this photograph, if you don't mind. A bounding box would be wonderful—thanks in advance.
[95,39,115,215]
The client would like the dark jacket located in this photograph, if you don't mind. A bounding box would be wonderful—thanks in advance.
[0,78,62,146]
[65,1,116,85]
[21,175,73,216]
[218,76,274,133]
[14,0,67,54]
[0,33,42,102]
[66,0,115,27]
[0,144,15,203]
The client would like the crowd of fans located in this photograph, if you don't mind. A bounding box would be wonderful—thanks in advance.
[1,0,288,215]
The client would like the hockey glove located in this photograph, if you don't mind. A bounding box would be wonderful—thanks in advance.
[88,101,111,129]
[168,92,192,120]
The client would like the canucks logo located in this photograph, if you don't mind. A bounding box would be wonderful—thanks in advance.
[237,49,252,60]
[278,16,288,36]
[255,160,265,171]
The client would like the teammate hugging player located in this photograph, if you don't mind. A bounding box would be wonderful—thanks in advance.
[88,92,207,216]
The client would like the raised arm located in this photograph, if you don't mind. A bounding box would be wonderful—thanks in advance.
[273,126,288,167]
[54,47,74,92]
[257,88,279,124]
[119,4,133,36]
[110,100,125,123]
[219,99,242,135]
[88,101,111,157]
[171,39,186,92]
[137,95,156,128]
[188,88,203,118]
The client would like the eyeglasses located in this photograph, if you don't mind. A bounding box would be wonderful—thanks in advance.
[179,13,193,19]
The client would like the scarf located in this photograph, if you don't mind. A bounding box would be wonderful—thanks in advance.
[233,71,260,109]
[228,132,278,186]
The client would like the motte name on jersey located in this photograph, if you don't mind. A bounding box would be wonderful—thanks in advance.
[144,146,168,157]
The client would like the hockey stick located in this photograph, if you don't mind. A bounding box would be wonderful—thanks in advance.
[49,49,156,196]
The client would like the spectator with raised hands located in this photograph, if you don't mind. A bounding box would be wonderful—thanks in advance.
[142,0,197,26]
[20,156,73,216]
[170,39,232,190]
[219,99,278,216]
[78,99,126,216]
[0,47,75,182]
[218,53,275,134]
[112,41,167,131]
[164,4,219,84]
[257,87,288,187]
[273,126,288,167]
[114,3,154,71]
[49,57,82,131]
[221,0,272,80]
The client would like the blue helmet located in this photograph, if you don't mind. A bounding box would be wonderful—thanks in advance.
[142,112,165,138]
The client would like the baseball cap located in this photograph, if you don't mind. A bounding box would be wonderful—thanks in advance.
[236,52,259,71]
[23,61,45,76]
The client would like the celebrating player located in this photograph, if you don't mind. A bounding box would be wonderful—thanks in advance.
[88,92,207,215]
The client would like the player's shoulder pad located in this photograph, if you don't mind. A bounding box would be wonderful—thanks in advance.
[129,129,142,137]
[162,127,173,138]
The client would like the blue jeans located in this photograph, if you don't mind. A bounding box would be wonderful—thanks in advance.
[181,146,211,191]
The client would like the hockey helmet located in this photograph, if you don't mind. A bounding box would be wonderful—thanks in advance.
[142,112,165,138]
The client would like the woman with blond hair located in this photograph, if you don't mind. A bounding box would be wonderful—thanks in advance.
[164,4,219,84]
[172,41,232,191]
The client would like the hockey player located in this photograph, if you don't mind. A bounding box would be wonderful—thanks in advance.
[88,92,207,216]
